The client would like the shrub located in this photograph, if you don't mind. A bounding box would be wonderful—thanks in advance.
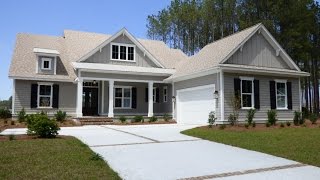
[89,153,103,161]
[8,134,15,141]
[228,114,237,126]
[219,124,226,130]
[266,122,271,127]
[267,110,277,125]
[301,124,307,127]
[54,110,67,122]
[4,119,7,124]
[0,108,12,119]
[27,114,60,138]
[163,113,170,122]
[302,107,309,120]
[208,111,216,128]
[10,120,15,125]
[244,123,249,129]
[119,116,126,123]
[309,113,318,124]
[293,111,303,126]
[252,121,256,127]
[286,121,291,126]
[133,115,144,123]
[246,109,256,125]
[149,116,157,122]
[18,108,27,122]
[280,122,285,128]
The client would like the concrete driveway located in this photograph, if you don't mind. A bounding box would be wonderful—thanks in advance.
[2,124,320,180]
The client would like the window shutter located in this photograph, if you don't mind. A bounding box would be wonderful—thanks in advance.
[145,88,148,102]
[156,87,160,103]
[234,78,241,108]
[31,84,38,108]
[52,84,59,108]
[132,87,137,109]
[287,82,292,109]
[254,80,260,109]
[270,81,276,109]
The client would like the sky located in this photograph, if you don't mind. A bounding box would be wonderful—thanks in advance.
[0,0,171,100]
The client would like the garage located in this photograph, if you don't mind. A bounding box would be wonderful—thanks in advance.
[176,84,216,125]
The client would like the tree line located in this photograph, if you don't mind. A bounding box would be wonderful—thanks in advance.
[146,0,320,114]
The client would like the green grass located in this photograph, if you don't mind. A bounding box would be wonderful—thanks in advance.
[0,136,121,180]
[182,127,320,167]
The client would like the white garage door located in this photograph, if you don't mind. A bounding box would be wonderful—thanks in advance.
[177,84,216,125]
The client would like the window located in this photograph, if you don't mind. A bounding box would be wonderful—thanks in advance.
[240,78,254,108]
[41,58,52,70]
[38,84,52,107]
[114,87,132,108]
[153,87,157,103]
[110,43,135,61]
[276,81,287,109]
[163,86,168,102]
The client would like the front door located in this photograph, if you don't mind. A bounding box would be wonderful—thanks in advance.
[82,87,98,116]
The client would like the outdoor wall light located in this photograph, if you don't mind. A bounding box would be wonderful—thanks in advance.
[172,96,176,103]
[93,80,97,85]
[213,90,219,99]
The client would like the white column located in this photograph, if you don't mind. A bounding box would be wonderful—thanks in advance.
[12,79,15,115]
[101,81,105,114]
[76,78,83,117]
[108,80,114,118]
[220,70,225,122]
[148,81,154,117]
[172,82,175,119]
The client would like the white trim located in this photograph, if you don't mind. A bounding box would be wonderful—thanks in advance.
[9,76,73,82]
[12,79,15,114]
[41,57,52,70]
[240,78,254,109]
[275,81,288,110]
[76,78,83,117]
[33,48,60,55]
[110,42,136,62]
[54,57,57,75]
[77,28,165,68]
[275,79,287,83]
[239,76,254,81]
[114,86,132,109]
[37,83,53,108]
[220,70,224,121]
[101,81,104,114]
[163,86,168,102]
[81,77,165,84]
[108,80,114,117]
[148,81,154,117]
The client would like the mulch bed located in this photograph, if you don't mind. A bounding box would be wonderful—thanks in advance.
[0,134,69,142]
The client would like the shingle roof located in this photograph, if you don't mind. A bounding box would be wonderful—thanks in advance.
[170,23,261,79]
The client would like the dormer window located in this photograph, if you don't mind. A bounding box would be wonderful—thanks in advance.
[41,57,52,70]
[111,43,135,61]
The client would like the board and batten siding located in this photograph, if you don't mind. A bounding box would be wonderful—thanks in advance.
[226,33,291,69]
[223,73,300,122]
[174,73,220,120]
[14,80,77,115]
[84,35,158,67]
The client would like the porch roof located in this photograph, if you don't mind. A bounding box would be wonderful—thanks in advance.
[72,62,176,76]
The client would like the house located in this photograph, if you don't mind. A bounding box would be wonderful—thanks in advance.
[9,23,309,124]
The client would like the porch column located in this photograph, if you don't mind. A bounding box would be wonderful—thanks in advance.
[108,80,114,118]
[76,78,83,117]
[148,81,154,117]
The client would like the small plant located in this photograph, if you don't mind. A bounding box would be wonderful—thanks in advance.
[4,119,8,124]
[244,123,249,129]
[309,113,318,124]
[133,115,144,123]
[246,109,256,125]
[0,108,12,119]
[267,110,277,125]
[27,114,60,138]
[228,114,237,126]
[89,153,103,161]
[266,122,271,127]
[163,113,170,122]
[293,111,303,126]
[18,108,27,122]
[252,121,256,127]
[208,111,217,128]
[119,116,127,123]
[286,121,291,126]
[219,124,226,130]
[301,124,307,127]
[10,120,15,125]
[54,110,67,122]
[149,116,158,122]
[280,122,285,128]
[8,134,15,141]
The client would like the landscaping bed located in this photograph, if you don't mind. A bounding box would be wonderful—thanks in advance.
[182,121,320,167]
[0,135,121,179]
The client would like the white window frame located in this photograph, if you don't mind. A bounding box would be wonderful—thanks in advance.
[110,43,136,62]
[37,82,53,108]
[114,86,132,109]
[153,87,157,103]
[275,79,288,110]
[163,86,168,102]
[41,57,52,70]
[240,76,254,109]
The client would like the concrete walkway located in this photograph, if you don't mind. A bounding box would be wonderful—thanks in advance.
[2,124,320,180]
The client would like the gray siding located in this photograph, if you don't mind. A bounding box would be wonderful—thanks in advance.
[174,73,220,120]
[14,80,77,115]
[85,35,158,67]
[226,33,291,69]
[81,72,169,82]
[37,56,56,75]
[223,73,300,122]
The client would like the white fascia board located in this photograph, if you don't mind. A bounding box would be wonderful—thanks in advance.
[219,64,309,77]
[165,67,220,83]
[72,62,175,76]
[33,48,60,55]
[9,76,73,82]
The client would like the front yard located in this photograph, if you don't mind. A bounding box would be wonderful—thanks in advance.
[182,124,320,167]
[0,136,120,180]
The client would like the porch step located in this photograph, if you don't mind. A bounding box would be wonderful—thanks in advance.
[75,117,114,125]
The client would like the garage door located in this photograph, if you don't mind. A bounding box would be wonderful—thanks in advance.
[177,84,216,125]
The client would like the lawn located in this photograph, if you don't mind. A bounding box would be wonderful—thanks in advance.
[0,136,121,180]
[182,126,320,167]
